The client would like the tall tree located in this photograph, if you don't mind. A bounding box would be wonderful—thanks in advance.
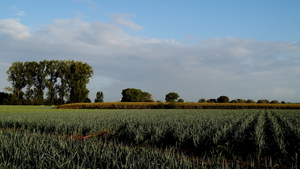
[6,60,93,105]
[33,60,46,104]
[95,91,104,102]
[44,60,60,104]
[23,61,38,104]
[68,61,93,103]
[6,62,26,101]
[55,60,70,104]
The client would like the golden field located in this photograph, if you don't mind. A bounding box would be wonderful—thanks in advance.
[57,102,300,109]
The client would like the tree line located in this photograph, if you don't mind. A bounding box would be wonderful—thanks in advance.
[119,89,287,104]
[2,60,93,105]
[0,60,290,105]
[197,96,286,104]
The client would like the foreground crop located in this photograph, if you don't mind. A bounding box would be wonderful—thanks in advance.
[0,106,299,168]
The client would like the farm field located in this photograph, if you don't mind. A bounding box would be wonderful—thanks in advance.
[0,106,299,168]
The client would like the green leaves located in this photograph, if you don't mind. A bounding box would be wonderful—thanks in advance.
[95,91,104,102]
[121,88,153,102]
[165,92,180,102]
[6,60,93,105]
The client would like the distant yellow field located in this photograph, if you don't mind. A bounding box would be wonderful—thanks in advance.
[57,102,300,109]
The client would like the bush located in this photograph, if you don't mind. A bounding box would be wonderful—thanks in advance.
[177,98,184,102]
[217,96,230,103]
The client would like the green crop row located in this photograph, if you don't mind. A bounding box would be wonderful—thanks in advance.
[0,106,299,168]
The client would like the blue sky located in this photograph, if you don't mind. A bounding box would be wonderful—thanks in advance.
[1,0,300,102]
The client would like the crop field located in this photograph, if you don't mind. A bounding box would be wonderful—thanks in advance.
[58,102,300,109]
[0,106,299,168]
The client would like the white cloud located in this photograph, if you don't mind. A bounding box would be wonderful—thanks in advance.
[0,19,31,39]
[12,6,25,16]
[15,11,25,16]
[112,13,144,31]
[1,18,300,102]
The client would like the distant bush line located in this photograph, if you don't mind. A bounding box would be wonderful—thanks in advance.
[57,102,300,109]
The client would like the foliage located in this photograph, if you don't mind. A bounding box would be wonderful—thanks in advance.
[177,98,184,102]
[230,99,246,103]
[0,92,9,104]
[257,99,270,103]
[246,99,255,103]
[198,98,206,103]
[270,100,279,104]
[207,98,217,103]
[121,88,153,102]
[6,60,93,105]
[165,92,180,102]
[95,91,104,102]
[217,95,230,103]
[85,98,92,103]
[0,107,299,168]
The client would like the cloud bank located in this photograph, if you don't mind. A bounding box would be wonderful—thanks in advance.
[0,17,300,102]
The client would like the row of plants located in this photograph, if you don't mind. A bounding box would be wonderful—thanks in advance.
[57,102,300,109]
[0,129,203,169]
[0,107,299,168]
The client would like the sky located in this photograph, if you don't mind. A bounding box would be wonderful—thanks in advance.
[1,0,300,102]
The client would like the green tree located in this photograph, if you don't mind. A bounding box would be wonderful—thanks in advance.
[95,91,104,102]
[257,99,270,103]
[44,60,60,104]
[85,98,92,103]
[32,60,46,104]
[6,62,26,100]
[0,92,9,105]
[217,96,229,103]
[165,92,180,102]
[6,60,93,105]
[121,88,144,102]
[207,99,217,103]
[142,92,154,102]
[246,99,255,103]
[3,87,13,93]
[198,98,206,103]
[23,61,39,104]
[230,99,238,103]
[55,60,72,104]
[230,99,246,103]
[177,98,184,102]
[67,61,93,103]
[270,100,279,104]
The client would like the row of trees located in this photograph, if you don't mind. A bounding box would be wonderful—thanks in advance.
[120,89,287,104]
[1,68,289,105]
[198,96,286,104]
[120,89,184,102]
[4,60,93,105]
